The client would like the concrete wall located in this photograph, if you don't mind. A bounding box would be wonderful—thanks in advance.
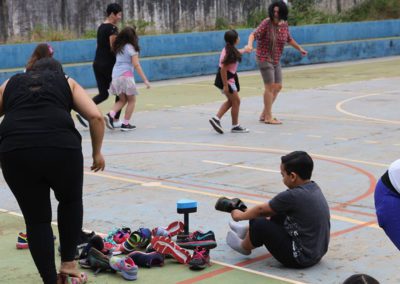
[1,20,399,87]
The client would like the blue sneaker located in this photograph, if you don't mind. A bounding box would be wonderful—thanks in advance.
[110,256,138,280]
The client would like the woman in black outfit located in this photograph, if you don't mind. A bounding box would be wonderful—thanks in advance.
[0,58,105,284]
[76,3,123,128]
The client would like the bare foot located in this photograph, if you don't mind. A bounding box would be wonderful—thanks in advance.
[265,118,282,125]
[60,261,81,278]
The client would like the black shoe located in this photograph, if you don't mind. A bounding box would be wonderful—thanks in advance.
[76,113,88,128]
[215,196,247,213]
[176,231,217,249]
[121,124,136,131]
[231,125,249,133]
[78,231,96,248]
[209,117,223,134]
[104,113,114,129]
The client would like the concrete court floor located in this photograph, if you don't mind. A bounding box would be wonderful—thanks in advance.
[0,57,400,283]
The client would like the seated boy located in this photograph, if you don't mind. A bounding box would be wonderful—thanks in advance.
[227,151,330,268]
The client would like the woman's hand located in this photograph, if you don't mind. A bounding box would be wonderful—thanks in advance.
[144,80,151,89]
[91,153,105,172]
[299,48,308,56]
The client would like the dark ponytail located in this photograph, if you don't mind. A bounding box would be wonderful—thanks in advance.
[222,30,242,65]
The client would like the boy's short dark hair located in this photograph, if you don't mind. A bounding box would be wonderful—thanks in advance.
[281,151,313,180]
[106,3,122,16]
[342,274,379,284]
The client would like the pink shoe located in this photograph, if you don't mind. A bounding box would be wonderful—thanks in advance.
[152,221,184,237]
[151,236,191,264]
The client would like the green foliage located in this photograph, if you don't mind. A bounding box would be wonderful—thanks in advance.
[29,25,76,42]
[124,19,154,35]
[246,8,267,28]
[82,29,97,39]
[215,17,229,30]
[340,0,400,22]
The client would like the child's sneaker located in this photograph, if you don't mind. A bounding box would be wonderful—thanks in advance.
[209,117,224,134]
[176,231,217,250]
[109,256,138,281]
[16,232,28,249]
[188,247,210,270]
[127,251,164,268]
[152,221,184,237]
[113,228,132,244]
[104,113,114,129]
[151,236,191,264]
[121,124,136,131]
[122,228,152,253]
[231,125,249,133]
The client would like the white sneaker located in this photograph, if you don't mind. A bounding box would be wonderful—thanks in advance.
[113,120,122,128]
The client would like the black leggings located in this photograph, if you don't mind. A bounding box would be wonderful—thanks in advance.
[249,215,305,268]
[0,148,84,284]
[92,62,121,119]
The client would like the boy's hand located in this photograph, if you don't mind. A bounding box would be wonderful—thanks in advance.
[231,209,243,222]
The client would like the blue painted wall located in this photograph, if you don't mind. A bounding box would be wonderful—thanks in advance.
[1,20,399,87]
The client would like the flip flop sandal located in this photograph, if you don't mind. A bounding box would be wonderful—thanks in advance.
[59,272,88,284]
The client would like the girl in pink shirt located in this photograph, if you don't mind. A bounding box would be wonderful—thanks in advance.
[210,30,249,134]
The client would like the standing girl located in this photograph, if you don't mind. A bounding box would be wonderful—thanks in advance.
[105,26,150,131]
[210,30,249,134]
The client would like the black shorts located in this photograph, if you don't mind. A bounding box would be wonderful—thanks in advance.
[249,216,304,268]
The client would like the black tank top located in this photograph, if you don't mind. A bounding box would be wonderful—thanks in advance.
[0,70,82,152]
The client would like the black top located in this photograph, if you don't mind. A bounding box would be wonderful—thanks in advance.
[381,170,399,196]
[0,70,82,152]
[94,23,118,66]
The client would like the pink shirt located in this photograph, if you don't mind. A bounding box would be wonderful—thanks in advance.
[219,48,239,84]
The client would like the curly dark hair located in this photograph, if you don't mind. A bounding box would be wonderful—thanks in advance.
[268,1,289,21]
[222,30,242,65]
[112,26,140,55]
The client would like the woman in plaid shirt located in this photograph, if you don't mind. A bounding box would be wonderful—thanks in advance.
[245,1,307,124]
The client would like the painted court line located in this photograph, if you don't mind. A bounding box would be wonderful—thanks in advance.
[202,160,280,173]
[336,93,400,124]
[84,171,378,230]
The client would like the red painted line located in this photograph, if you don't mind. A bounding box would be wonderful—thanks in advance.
[176,254,273,284]
[330,220,378,238]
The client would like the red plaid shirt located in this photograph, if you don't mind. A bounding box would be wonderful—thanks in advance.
[253,18,292,65]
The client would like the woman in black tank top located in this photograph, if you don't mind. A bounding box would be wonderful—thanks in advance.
[0,58,105,284]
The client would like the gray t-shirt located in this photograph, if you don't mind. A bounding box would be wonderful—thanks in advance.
[112,44,138,79]
[269,181,330,266]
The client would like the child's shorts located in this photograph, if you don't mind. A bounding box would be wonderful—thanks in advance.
[109,75,138,96]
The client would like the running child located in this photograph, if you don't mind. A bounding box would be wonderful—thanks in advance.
[104,26,150,131]
[210,29,249,134]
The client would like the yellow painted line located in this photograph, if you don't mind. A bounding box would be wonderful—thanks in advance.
[96,139,390,168]
[336,93,400,124]
[331,214,379,229]
[211,260,307,284]
[202,160,280,173]
[171,127,184,130]
[84,169,377,229]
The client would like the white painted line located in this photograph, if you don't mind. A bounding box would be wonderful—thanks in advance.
[202,160,280,173]
[307,135,322,138]
[334,137,349,141]
[8,211,23,217]
[254,131,265,134]
[141,182,162,187]
[198,128,209,131]
[393,144,400,146]
[170,127,184,130]
[279,133,293,136]
[364,140,379,144]
[0,208,8,213]
[336,93,400,124]
[211,260,307,284]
